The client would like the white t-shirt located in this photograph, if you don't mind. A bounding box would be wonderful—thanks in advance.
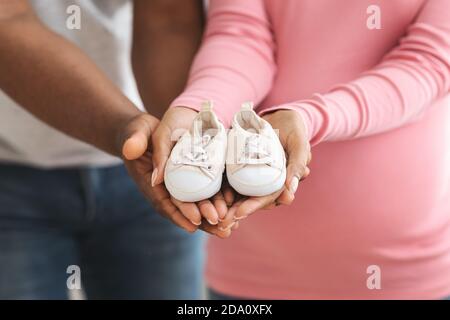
[0,0,143,168]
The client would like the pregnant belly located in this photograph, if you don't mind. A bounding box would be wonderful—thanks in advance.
[298,106,448,244]
[223,102,450,255]
[206,102,450,298]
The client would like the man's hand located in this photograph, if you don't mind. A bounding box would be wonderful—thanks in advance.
[230,109,312,220]
[119,112,194,233]
[128,107,231,238]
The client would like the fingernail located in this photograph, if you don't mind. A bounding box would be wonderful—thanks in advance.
[290,177,299,194]
[184,226,196,233]
[190,220,201,226]
[235,215,247,221]
[207,218,218,225]
[151,168,158,187]
[219,222,235,231]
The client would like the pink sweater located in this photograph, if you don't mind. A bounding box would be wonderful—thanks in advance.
[171,0,450,299]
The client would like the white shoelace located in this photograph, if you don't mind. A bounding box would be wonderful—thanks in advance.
[238,134,272,165]
[175,135,212,170]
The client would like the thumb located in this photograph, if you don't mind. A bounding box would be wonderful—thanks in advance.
[121,114,156,161]
[285,134,311,195]
[151,124,175,187]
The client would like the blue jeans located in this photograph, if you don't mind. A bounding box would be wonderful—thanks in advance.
[0,163,204,299]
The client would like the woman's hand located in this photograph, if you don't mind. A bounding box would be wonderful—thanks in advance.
[150,106,233,238]
[231,109,312,220]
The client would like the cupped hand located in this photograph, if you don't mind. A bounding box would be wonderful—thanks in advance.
[150,106,234,238]
[118,112,197,233]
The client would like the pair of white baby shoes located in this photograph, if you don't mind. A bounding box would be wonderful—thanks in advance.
[164,101,286,202]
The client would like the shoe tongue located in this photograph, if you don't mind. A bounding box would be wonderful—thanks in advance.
[202,112,211,122]
[192,109,217,137]
[189,120,213,151]
[199,134,212,148]
[234,111,268,138]
[241,110,253,123]
[192,118,202,137]
[234,121,255,138]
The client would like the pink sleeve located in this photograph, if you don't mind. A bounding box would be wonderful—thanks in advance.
[170,0,275,127]
[262,0,450,145]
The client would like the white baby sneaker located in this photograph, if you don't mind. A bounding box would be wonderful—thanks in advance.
[226,102,286,197]
[164,102,227,202]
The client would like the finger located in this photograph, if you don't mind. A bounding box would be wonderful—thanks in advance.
[275,188,295,206]
[171,197,202,226]
[197,200,220,225]
[307,150,312,165]
[122,132,148,161]
[235,190,282,219]
[123,158,153,194]
[231,221,239,230]
[200,223,232,239]
[169,207,199,233]
[285,134,311,195]
[124,162,198,234]
[159,197,198,233]
[218,199,244,230]
[223,184,235,207]
[300,166,311,181]
[121,114,157,160]
[212,192,228,220]
[142,183,197,233]
[262,202,277,210]
[151,124,174,186]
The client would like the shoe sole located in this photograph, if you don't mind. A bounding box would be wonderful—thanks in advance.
[227,166,286,197]
[164,171,223,202]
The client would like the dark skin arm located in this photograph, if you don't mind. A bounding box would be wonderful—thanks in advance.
[0,0,209,234]
[0,0,152,157]
[127,0,228,235]
[132,0,204,119]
